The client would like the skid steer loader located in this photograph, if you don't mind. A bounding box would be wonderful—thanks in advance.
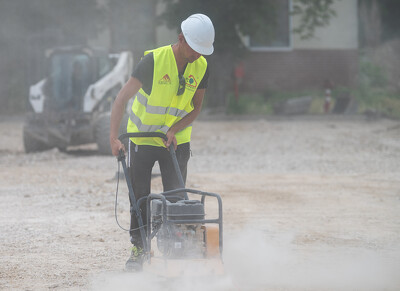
[24,46,133,154]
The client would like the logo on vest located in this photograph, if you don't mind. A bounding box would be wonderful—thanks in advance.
[159,74,171,85]
[185,75,198,91]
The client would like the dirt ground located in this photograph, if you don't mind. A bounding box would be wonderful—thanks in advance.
[1,114,400,290]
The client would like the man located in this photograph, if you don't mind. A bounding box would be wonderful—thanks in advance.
[109,13,215,271]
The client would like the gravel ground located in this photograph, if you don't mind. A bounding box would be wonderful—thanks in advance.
[0,114,400,290]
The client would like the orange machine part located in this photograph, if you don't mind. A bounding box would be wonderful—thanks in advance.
[203,225,220,258]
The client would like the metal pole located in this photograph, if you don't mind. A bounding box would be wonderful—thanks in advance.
[118,150,147,251]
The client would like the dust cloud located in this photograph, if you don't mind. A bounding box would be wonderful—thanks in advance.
[90,227,400,291]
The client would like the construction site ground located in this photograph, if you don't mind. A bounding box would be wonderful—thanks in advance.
[1,114,399,290]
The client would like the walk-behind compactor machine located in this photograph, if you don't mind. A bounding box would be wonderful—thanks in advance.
[116,132,224,277]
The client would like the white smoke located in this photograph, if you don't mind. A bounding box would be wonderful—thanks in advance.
[90,228,400,291]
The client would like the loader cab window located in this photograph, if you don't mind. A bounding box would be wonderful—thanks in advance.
[97,56,112,79]
[50,53,92,111]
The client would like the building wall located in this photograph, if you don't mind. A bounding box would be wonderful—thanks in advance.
[243,49,358,93]
[292,0,358,49]
[243,0,359,93]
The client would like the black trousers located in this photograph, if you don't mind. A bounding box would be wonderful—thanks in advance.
[128,141,190,247]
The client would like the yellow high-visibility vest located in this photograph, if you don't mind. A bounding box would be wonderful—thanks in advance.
[127,45,207,147]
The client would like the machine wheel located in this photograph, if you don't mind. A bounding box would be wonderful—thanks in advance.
[95,112,129,155]
[23,125,51,153]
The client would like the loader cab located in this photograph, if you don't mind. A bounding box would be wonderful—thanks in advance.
[45,47,112,112]
[24,46,131,153]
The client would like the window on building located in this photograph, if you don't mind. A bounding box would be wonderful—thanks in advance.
[248,0,291,51]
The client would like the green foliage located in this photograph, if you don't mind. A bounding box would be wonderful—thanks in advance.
[336,54,400,119]
[226,90,323,115]
[228,89,400,119]
[380,96,400,119]
[351,87,400,119]
[226,93,272,115]
[359,60,388,88]
[355,57,389,106]
[309,96,327,114]
[292,0,337,39]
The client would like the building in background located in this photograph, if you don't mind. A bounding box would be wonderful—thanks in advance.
[241,0,359,93]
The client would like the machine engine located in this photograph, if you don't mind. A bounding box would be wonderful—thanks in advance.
[151,200,206,258]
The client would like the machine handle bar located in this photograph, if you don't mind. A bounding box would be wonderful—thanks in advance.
[118,132,167,142]
[117,131,187,199]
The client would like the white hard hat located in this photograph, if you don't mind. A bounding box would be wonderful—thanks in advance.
[181,13,215,55]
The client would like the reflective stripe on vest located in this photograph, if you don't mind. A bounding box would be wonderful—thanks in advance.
[134,91,190,117]
[129,108,192,134]
[128,109,170,133]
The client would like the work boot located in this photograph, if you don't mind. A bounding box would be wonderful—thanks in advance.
[125,245,144,272]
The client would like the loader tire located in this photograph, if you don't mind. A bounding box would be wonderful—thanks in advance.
[95,112,129,155]
[23,126,51,153]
